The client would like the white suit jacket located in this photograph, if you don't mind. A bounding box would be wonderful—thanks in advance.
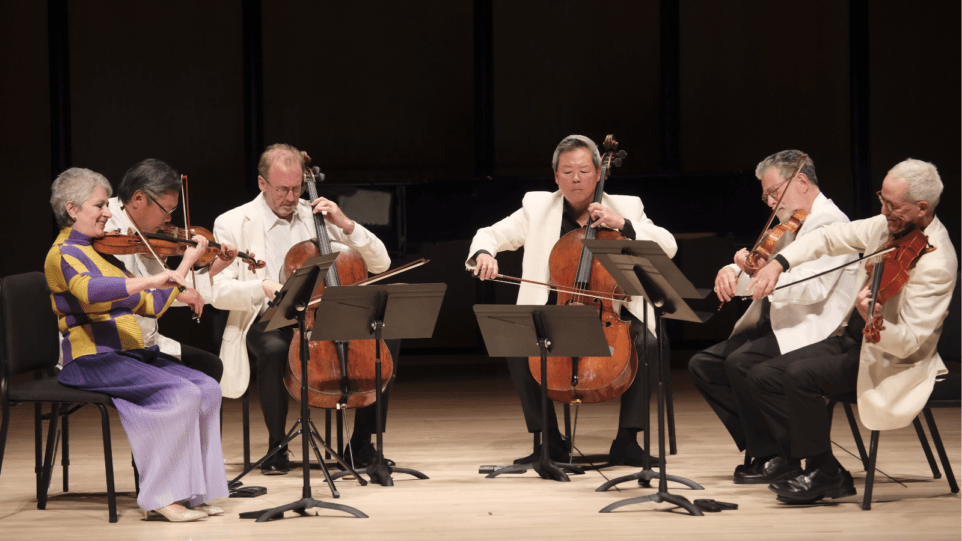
[779,214,957,430]
[211,194,391,398]
[103,197,214,357]
[465,190,678,334]
[729,193,859,354]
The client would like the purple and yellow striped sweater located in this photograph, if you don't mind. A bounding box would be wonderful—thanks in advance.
[44,228,180,364]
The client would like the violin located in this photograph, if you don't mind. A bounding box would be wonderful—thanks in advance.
[528,135,638,405]
[92,226,266,272]
[283,158,394,409]
[862,226,934,343]
[744,209,810,276]
[719,153,809,308]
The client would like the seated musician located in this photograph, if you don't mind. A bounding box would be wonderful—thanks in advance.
[748,158,957,503]
[104,158,236,381]
[466,134,677,465]
[688,150,858,484]
[46,167,227,522]
[211,144,396,474]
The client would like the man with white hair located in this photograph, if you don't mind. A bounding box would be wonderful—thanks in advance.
[748,158,958,503]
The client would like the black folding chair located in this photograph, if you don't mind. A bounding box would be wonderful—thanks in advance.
[0,272,128,523]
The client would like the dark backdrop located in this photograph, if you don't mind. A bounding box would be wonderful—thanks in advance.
[2,0,958,360]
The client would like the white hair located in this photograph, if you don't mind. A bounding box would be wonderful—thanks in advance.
[888,158,942,209]
[50,168,112,228]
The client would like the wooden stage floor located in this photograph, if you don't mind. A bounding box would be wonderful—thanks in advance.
[1,368,959,540]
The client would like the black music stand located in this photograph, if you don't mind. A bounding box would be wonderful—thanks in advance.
[583,239,712,517]
[474,304,611,482]
[239,255,368,521]
[317,283,446,486]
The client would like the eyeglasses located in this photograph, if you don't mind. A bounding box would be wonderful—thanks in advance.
[262,176,307,198]
[876,190,919,212]
[760,177,791,203]
[148,194,177,215]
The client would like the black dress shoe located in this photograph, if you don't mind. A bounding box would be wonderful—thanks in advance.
[608,440,663,467]
[733,456,801,485]
[769,468,856,503]
[259,448,290,475]
[347,440,396,468]
[512,443,568,465]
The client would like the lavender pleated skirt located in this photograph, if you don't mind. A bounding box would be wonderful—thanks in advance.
[58,348,228,511]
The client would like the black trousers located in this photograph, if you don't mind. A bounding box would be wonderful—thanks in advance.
[747,328,861,460]
[688,318,782,458]
[506,311,663,434]
[179,342,224,383]
[246,319,401,449]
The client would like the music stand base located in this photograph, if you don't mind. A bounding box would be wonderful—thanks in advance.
[600,491,704,516]
[330,463,429,486]
[596,468,704,492]
[485,459,584,482]
[239,497,368,522]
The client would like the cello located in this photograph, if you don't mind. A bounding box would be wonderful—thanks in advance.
[282,162,393,409]
[528,135,638,405]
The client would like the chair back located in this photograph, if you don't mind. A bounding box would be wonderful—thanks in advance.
[0,272,61,377]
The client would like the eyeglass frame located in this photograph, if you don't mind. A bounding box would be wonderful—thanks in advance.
[760,176,792,203]
[876,190,920,212]
[261,175,308,198]
[148,193,177,215]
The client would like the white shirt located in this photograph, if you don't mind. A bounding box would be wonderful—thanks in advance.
[103,197,214,357]
[257,194,314,285]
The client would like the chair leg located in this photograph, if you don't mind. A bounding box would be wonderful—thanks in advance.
[38,403,61,510]
[95,404,118,524]
[912,415,941,479]
[861,430,880,511]
[923,408,959,494]
[325,410,332,459]
[34,402,42,498]
[62,406,70,492]
[242,391,251,471]
[132,455,140,496]
[665,355,677,455]
[337,408,344,457]
[563,403,571,453]
[0,396,10,477]
[843,403,870,471]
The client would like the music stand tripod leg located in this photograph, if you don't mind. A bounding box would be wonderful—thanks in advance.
[241,305,365,521]
[367,321,429,486]
[488,319,583,481]
[599,316,702,515]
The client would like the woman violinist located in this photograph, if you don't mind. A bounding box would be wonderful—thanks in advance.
[748,159,955,504]
[102,159,238,382]
[45,168,228,521]
[466,134,676,466]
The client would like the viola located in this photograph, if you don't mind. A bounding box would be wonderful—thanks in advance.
[743,208,810,276]
[283,159,394,409]
[862,227,933,343]
[159,224,265,272]
[528,135,638,405]
[719,153,809,308]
